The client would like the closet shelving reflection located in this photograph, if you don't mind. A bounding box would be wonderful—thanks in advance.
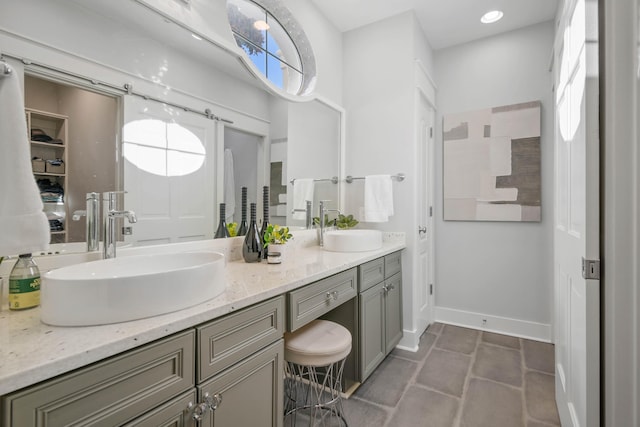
[25,108,69,243]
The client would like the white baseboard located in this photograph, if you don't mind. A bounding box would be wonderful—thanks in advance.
[396,328,420,352]
[435,306,552,343]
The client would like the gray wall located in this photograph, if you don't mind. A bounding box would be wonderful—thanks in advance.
[433,21,555,333]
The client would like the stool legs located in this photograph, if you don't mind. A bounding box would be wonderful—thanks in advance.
[284,359,348,426]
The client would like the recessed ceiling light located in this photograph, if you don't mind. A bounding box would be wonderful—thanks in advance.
[253,20,270,31]
[481,10,504,24]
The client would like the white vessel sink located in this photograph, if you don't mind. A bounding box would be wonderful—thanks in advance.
[323,229,383,252]
[41,251,226,326]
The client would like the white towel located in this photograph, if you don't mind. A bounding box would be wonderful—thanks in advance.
[0,72,50,255]
[223,149,235,222]
[364,175,394,222]
[292,179,314,220]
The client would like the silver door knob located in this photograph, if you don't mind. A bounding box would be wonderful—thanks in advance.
[418,226,427,235]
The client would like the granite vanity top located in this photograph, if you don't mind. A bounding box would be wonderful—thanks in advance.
[0,232,405,395]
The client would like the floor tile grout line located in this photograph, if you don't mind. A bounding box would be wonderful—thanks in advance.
[381,330,441,427]
[466,372,524,392]
[411,381,466,401]
[451,327,482,427]
[520,336,528,426]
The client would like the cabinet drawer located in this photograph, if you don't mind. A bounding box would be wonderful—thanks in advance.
[384,251,402,278]
[288,268,358,331]
[124,390,196,427]
[197,296,284,383]
[358,257,385,292]
[3,330,195,427]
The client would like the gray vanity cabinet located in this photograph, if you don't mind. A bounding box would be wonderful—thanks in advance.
[1,297,285,427]
[196,297,285,427]
[2,330,196,426]
[359,252,403,381]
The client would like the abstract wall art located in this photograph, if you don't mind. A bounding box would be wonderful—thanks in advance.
[443,101,541,222]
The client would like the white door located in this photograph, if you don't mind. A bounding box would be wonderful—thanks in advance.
[123,96,218,245]
[553,1,599,426]
[415,89,435,334]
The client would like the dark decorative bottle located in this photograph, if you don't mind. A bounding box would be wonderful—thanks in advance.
[237,186,248,237]
[259,186,270,259]
[214,203,230,238]
[242,203,262,262]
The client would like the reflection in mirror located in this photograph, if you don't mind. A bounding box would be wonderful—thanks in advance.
[223,128,262,225]
[24,74,119,245]
[269,98,342,228]
[226,0,316,96]
[4,0,343,256]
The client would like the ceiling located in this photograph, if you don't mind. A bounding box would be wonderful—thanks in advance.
[309,0,559,50]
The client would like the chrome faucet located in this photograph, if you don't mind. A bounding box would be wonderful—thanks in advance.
[291,200,313,229]
[318,200,340,247]
[72,192,100,252]
[103,191,137,259]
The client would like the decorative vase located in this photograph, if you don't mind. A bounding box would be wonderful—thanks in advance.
[260,186,270,259]
[242,203,262,262]
[214,203,230,238]
[267,243,285,264]
[237,186,248,236]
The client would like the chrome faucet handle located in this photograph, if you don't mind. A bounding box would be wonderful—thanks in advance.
[72,210,87,221]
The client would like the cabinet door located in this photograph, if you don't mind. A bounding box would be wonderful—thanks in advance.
[385,272,403,354]
[359,282,386,382]
[199,340,284,427]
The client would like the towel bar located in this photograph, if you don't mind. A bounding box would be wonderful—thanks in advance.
[290,176,339,185]
[345,173,405,183]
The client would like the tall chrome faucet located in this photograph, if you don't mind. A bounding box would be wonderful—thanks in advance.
[291,200,313,229]
[72,192,101,252]
[103,191,137,259]
[318,200,340,247]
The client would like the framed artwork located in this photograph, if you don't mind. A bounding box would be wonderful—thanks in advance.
[443,101,541,222]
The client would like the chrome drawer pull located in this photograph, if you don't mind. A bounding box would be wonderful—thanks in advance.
[188,392,223,422]
[325,291,339,301]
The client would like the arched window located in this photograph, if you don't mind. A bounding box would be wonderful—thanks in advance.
[227,0,316,96]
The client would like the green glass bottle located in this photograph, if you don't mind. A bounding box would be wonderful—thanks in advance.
[8,254,41,310]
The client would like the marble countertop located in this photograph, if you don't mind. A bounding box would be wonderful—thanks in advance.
[0,231,405,395]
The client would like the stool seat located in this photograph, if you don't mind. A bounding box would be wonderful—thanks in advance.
[284,319,352,366]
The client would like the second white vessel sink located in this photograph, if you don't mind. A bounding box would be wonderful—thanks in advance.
[41,251,226,326]
[323,229,383,252]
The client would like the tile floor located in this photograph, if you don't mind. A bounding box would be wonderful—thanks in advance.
[342,323,561,427]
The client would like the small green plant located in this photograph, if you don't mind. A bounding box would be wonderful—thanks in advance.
[227,222,238,237]
[312,215,334,227]
[336,214,359,229]
[263,224,293,248]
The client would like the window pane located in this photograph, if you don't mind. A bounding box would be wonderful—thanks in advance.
[234,34,267,75]
[266,53,283,88]
[266,15,302,73]
[280,62,303,95]
[227,0,266,50]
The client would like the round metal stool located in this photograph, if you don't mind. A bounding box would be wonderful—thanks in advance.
[284,319,351,426]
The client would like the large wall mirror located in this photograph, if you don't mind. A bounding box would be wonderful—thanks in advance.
[1,0,343,254]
